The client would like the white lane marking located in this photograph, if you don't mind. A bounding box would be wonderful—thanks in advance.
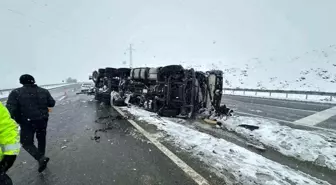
[235,111,336,134]
[294,106,336,126]
[224,98,317,113]
[58,95,67,101]
[113,106,210,185]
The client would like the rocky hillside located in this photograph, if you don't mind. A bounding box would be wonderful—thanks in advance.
[183,45,336,92]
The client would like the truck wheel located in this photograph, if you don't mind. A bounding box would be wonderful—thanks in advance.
[92,71,99,83]
[117,68,131,77]
[105,68,117,76]
[159,65,184,77]
[98,68,105,73]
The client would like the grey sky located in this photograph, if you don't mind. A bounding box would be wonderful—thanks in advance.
[1,0,335,88]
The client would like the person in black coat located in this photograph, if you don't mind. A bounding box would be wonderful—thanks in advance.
[6,74,56,173]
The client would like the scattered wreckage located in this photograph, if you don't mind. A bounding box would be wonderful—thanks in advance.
[86,66,268,153]
[88,65,233,119]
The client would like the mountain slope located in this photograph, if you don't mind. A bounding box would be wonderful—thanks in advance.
[184,45,336,92]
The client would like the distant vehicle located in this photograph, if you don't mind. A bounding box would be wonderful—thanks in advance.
[81,83,94,93]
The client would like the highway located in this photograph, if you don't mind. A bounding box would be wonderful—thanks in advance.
[5,84,222,185]
[222,94,336,130]
[3,85,335,184]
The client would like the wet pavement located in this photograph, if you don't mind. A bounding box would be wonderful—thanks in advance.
[6,85,335,184]
[7,86,197,185]
[316,115,336,130]
[223,94,336,130]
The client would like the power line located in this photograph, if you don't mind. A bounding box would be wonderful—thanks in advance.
[127,44,135,69]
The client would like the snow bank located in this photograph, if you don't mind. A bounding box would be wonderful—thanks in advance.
[44,83,75,90]
[220,116,336,170]
[121,107,329,185]
[0,91,10,99]
[0,83,74,99]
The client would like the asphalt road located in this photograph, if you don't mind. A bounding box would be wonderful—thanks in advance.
[222,94,336,130]
[7,85,200,185]
[6,85,334,184]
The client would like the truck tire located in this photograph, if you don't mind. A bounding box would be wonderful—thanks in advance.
[105,68,117,77]
[92,71,99,83]
[117,68,131,77]
[98,68,105,74]
[159,65,184,77]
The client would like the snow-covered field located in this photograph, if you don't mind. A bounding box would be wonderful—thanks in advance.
[219,116,336,170]
[183,44,336,92]
[224,90,336,103]
[121,107,330,185]
[0,83,74,99]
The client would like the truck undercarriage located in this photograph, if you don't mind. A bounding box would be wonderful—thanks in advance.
[89,65,232,119]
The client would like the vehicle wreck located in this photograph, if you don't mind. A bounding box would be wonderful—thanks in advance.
[89,65,232,119]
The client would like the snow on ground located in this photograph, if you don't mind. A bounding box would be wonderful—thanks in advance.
[182,44,336,92]
[44,83,76,90]
[0,91,10,99]
[121,107,329,185]
[224,90,336,103]
[219,116,336,170]
[0,83,74,99]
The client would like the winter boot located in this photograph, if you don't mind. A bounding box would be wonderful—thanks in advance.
[38,156,50,173]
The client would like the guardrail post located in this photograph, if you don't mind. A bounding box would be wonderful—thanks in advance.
[269,92,272,97]
[330,96,333,101]
[286,93,288,98]
[243,90,245,95]
[255,91,257,96]
[306,94,308,100]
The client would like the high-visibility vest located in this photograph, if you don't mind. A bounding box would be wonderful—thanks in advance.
[0,102,20,161]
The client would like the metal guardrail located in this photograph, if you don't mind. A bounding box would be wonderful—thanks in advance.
[0,83,75,101]
[0,83,69,93]
[223,88,336,101]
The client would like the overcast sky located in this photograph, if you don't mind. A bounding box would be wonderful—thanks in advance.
[1,0,335,88]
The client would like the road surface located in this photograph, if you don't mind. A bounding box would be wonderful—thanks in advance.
[5,85,335,184]
[222,94,336,130]
[6,84,222,185]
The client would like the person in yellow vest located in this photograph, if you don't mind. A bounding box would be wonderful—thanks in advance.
[0,102,20,185]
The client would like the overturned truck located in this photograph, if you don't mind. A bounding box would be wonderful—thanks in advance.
[90,65,231,118]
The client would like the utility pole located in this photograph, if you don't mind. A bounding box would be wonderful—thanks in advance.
[127,44,135,69]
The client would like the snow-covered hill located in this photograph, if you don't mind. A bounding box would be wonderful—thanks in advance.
[183,45,336,92]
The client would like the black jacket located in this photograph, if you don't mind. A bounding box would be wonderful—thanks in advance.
[6,84,56,124]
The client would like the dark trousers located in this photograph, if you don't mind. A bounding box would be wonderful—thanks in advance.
[0,174,12,185]
[20,119,48,161]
